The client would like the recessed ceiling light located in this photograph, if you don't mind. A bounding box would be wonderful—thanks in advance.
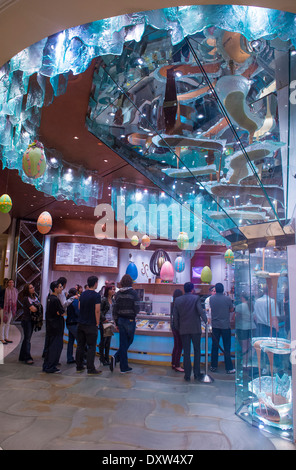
[104,159,108,162]
[74,136,79,140]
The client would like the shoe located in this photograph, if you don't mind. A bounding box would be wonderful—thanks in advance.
[194,373,204,381]
[45,367,61,374]
[101,359,110,366]
[25,359,34,365]
[4,339,12,343]
[87,369,102,375]
[109,356,114,372]
[67,359,76,364]
[226,369,236,374]
[0,340,7,344]
[76,366,85,373]
[184,377,190,382]
[210,367,217,372]
[175,367,184,372]
[110,355,118,372]
[120,367,133,374]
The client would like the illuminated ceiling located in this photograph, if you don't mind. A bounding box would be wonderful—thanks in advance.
[0,5,296,243]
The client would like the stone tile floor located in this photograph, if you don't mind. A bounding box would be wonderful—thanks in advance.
[0,325,295,451]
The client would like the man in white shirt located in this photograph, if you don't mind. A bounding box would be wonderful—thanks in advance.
[204,286,215,324]
[253,287,280,337]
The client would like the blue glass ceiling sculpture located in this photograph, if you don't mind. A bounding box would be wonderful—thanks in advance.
[0,5,295,230]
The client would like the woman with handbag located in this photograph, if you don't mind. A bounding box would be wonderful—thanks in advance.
[1,279,18,344]
[19,283,43,364]
[99,284,116,366]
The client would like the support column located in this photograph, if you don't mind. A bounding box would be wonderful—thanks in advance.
[41,235,51,316]
[287,244,296,443]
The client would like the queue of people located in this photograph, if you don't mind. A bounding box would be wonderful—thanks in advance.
[3,273,282,382]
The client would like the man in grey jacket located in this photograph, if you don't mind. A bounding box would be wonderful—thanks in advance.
[173,282,208,382]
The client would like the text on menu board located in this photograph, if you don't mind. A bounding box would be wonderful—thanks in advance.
[55,242,118,268]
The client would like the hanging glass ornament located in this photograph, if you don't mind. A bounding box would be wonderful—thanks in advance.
[224,248,234,264]
[37,211,52,234]
[22,141,47,179]
[141,234,151,248]
[130,235,139,246]
[177,232,189,250]
[175,256,185,273]
[0,194,12,213]
[201,266,212,284]
[160,261,174,282]
[126,260,138,280]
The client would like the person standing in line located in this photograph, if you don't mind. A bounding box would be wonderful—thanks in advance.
[204,285,216,324]
[110,274,139,374]
[0,278,8,345]
[57,277,78,310]
[170,289,184,372]
[75,275,101,375]
[173,282,208,382]
[210,282,235,374]
[99,284,116,366]
[66,287,80,364]
[43,281,65,374]
[1,279,18,344]
[42,277,77,359]
[19,283,43,365]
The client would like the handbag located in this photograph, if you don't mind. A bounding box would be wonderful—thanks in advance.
[103,321,117,337]
[31,302,43,331]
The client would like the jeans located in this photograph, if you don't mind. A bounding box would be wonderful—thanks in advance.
[76,323,98,372]
[114,317,136,372]
[180,333,202,379]
[211,327,233,371]
[171,328,183,368]
[19,320,34,362]
[0,310,12,341]
[99,323,111,363]
[67,323,78,362]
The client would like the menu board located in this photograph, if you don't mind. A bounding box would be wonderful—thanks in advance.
[55,242,118,268]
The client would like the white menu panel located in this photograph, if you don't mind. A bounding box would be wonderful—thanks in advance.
[55,242,118,268]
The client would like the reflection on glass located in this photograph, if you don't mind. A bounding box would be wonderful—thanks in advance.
[87,15,292,240]
[234,248,292,439]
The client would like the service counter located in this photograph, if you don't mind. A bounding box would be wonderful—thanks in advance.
[64,316,235,367]
[106,314,235,366]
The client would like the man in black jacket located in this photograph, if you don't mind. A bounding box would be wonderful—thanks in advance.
[43,281,65,374]
[110,274,139,373]
[173,282,208,382]
[76,275,101,375]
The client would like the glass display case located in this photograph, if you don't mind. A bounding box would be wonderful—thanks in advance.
[234,247,292,440]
